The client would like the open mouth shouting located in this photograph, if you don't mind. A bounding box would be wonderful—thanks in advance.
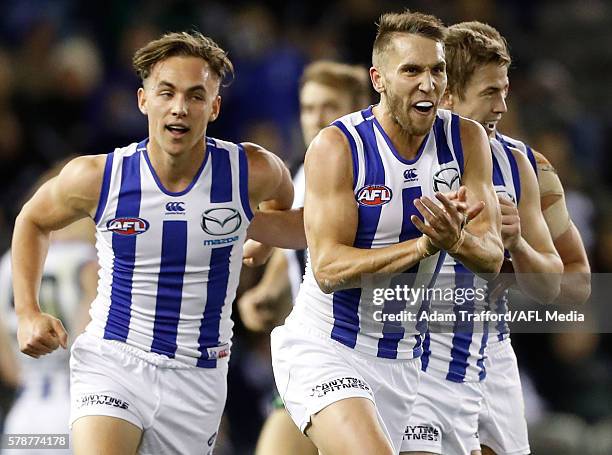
[413,100,435,115]
[166,123,190,138]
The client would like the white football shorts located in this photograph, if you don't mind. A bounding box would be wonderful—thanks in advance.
[70,333,227,455]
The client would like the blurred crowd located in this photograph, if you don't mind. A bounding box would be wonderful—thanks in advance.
[0,0,611,453]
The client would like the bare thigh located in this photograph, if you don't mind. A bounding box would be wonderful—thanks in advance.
[255,408,318,455]
[306,397,394,455]
[72,415,142,455]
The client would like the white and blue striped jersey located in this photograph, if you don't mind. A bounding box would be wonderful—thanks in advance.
[497,132,537,176]
[290,107,464,360]
[421,136,522,382]
[0,242,97,378]
[87,137,253,368]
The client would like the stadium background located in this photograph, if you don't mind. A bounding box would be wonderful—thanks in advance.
[0,0,611,453]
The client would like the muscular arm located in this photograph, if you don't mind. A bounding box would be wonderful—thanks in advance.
[305,127,432,294]
[12,155,104,356]
[247,208,306,249]
[244,142,299,247]
[507,149,563,303]
[533,150,591,304]
[448,119,504,274]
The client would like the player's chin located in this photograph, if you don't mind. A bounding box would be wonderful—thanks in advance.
[409,114,435,136]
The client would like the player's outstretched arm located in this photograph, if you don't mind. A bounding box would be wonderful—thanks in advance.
[244,142,305,250]
[503,149,563,303]
[533,150,591,304]
[12,155,104,357]
[305,126,438,294]
[436,119,504,275]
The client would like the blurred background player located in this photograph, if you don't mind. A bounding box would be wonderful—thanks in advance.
[0,160,98,455]
[402,26,563,455]
[442,22,590,455]
[272,11,503,455]
[239,60,371,455]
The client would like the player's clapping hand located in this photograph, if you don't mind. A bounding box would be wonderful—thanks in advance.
[17,312,68,358]
[498,195,521,251]
[242,239,274,267]
[411,186,485,251]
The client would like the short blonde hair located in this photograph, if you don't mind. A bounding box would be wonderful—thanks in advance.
[300,61,371,109]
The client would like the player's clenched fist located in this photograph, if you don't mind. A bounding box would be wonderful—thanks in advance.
[17,312,68,358]
[498,195,521,251]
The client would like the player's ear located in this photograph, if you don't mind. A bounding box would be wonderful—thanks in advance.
[137,87,147,115]
[209,95,221,122]
[370,66,385,94]
[441,89,453,110]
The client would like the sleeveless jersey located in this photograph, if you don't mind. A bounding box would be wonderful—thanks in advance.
[421,136,521,382]
[290,107,464,360]
[285,163,306,299]
[0,241,97,378]
[87,137,252,368]
[497,132,537,176]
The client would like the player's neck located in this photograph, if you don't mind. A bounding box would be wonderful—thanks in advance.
[373,104,428,160]
[147,138,207,193]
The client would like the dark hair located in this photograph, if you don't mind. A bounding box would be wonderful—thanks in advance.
[133,31,234,85]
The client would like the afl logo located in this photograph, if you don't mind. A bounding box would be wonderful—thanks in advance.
[107,217,150,235]
[433,167,460,192]
[356,185,392,206]
[201,208,242,236]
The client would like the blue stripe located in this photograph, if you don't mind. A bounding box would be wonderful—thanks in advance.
[377,265,418,359]
[352,119,386,248]
[477,322,488,381]
[491,151,505,186]
[505,146,522,204]
[197,246,232,368]
[333,121,359,188]
[421,331,431,371]
[210,143,233,203]
[376,186,424,359]
[331,118,384,349]
[434,117,454,165]
[41,375,51,399]
[446,263,476,382]
[237,144,254,220]
[104,151,142,342]
[150,220,188,357]
[418,251,447,366]
[94,152,114,224]
[399,186,423,242]
[495,295,509,341]
[450,114,464,174]
[526,146,537,177]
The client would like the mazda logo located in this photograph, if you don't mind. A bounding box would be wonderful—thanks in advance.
[201,208,242,236]
[432,167,460,192]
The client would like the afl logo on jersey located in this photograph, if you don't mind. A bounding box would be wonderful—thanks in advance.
[107,217,150,235]
[433,167,460,192]
[356,185,392,206]
[201,208,242,236]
